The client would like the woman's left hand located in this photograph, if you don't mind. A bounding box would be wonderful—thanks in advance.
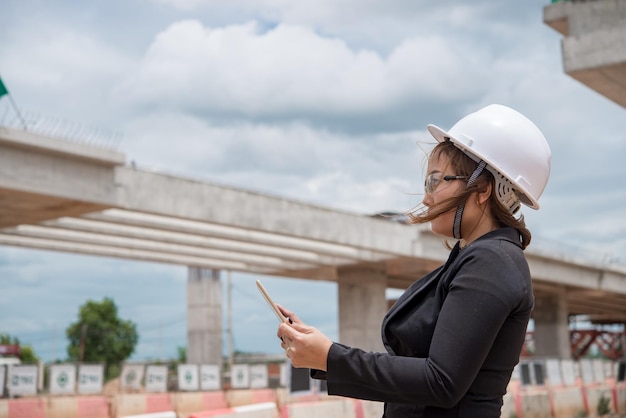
[276,304,333,371]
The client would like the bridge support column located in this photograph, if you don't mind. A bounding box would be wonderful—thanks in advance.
[337,267,387,352]
[187,267,223,365]
[533,289,571,358]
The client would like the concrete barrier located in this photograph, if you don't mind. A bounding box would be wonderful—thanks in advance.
[174,391,228,418]
[112,393,174,417]
[4,381,626,418]
[281,398,362,418]
[114,393,151,417]
[0,399,8,418]
[146,394,173,414]
[550,387,585,418]
[226,389,277,407]
[502,380,522,418]
[4,397,47,418]
[518,388,552,418]
[120,413,177,418]
[359,400,384,418]
[583,384,614,416]
[501,391,516,418]
[189,401,278,418]
[173,392,205,417]
[47,396,77,418]
[280,391,321,407]
[77,396,109,418]
[616,384,626,413]
[0,396,109,418]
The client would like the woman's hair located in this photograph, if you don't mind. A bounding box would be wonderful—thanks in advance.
[409,140,532,249]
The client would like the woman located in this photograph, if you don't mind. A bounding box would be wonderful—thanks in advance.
[276,104,551,417]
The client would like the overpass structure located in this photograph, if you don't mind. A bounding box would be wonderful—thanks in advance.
[544,0,626,109]
[1,125,626,364]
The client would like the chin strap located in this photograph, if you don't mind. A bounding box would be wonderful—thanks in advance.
[452,160,487,240]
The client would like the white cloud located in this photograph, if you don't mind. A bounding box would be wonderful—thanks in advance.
[114,20,486,123]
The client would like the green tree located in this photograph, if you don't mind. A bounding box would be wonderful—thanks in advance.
[0,333,40,363]
[177,346,186,363]
[66,298,138,380]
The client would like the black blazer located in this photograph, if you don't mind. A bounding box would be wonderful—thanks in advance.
[313,227,533,418]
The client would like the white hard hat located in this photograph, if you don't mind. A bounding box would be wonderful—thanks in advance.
[427,104,551,210]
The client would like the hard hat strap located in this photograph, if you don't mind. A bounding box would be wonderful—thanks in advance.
[453,160,487,239]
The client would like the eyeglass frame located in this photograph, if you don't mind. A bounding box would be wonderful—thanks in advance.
[424,173,469,194]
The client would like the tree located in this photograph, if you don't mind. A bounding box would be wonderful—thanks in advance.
[177,346,186,363]
[0,333,40,363]
[66,298,138,380]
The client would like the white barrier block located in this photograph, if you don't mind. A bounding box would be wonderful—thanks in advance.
[189,401,278,418]
[233,402,277,413]
[285,399,357,418]
[120,412,177,418]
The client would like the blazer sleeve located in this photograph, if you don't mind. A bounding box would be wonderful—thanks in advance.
[324,243,527,407]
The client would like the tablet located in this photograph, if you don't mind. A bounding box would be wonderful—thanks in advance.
[256,280,287,322]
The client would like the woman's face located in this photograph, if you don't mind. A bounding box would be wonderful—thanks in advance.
[422,152,465,238]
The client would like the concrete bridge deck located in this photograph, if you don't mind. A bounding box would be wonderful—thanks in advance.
[1,124,626,362]
[544,0,626,109]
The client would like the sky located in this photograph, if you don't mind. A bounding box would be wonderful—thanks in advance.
[0,0,625,364]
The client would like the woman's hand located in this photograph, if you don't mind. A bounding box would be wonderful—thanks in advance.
[276,304,333,371]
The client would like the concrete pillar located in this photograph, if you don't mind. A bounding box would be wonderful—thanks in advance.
[187,267,222,365]
[337,267,387,352]
[533,289,571,358]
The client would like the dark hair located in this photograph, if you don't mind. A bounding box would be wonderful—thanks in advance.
[409,140,532,249]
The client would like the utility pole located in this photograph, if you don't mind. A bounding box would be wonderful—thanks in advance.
[51,325,56,363]
[78,323,88,363]
[159,321,162,361]
[227,270,234,370]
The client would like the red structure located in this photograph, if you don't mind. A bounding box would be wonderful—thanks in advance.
[522,330,626,360]
[0,344,21,358]
[571,329,625,360]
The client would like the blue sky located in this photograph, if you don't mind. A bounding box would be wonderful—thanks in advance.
[0,0,625,363]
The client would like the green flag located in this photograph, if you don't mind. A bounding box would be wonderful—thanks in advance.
[0,75,26,129]
[0,77,8,98]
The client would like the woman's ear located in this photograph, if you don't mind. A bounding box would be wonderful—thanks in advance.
[477,181,492,206]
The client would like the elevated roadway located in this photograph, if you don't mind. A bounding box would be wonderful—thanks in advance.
[1,125,626,361]
[544,0,626,109]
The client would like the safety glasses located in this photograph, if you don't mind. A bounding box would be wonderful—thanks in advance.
[424,174,469,194]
